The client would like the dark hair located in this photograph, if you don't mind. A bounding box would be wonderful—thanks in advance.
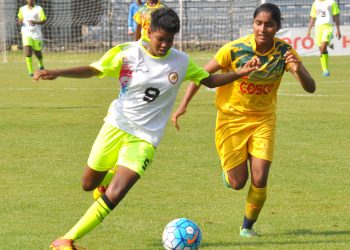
[150,8,180,34]
[254,3,283,29]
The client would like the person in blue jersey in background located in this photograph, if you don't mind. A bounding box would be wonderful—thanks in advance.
[128,0,144,36]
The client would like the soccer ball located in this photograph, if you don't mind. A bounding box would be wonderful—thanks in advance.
[162,218,202,250]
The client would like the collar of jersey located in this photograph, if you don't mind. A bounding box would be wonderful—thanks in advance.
[250,34,276,56]
[139,39,171,59]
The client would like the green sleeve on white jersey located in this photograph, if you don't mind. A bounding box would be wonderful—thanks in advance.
[184,58,209,85]
[332,2,340,16]
[89,45,125,79]
[39,7,47,21]
[310,3,316,18]
[18,8,23,20]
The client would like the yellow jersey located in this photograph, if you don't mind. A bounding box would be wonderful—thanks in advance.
[133,2,165,40]
[214,34,300,116]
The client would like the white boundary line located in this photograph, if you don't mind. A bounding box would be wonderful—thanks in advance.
[0,86,348,98]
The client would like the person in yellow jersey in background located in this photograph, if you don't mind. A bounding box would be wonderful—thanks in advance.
[17,0,46,76]
[307,0,341,77]
[133,0,165,41]
[172,3,316,238]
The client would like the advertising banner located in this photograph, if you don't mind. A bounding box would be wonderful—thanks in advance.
[242,25,350,56]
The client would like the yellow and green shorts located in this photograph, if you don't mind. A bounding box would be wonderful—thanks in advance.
[22,36,43,51]
[215,111,276,172]
[87,123,156,177]
[315,24,333,47]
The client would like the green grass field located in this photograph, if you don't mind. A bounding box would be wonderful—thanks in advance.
[1,53,350,250]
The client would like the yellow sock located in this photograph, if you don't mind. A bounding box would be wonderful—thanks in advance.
[320,53,329,72]
[25,57,33,75]
[101,168,116,186]
[245,184,267,221]
[63,196,113,240]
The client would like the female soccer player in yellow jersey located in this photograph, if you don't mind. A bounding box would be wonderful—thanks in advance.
[34,8,260,250]
[172,3,316,237]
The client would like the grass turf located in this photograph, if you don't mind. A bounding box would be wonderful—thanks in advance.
[0,53,349,249]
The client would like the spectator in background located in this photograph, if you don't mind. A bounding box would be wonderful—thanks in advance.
[17,0,47,76]
[128,0,143,36]
[133,0,165,41]
[307,0,341,77]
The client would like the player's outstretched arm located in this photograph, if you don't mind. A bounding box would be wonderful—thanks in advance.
[172,58,260,130]
[284,51,316,93]
[33,66,101,81]
[306,17,315,36]
[334,15,341,40]
[135,24,141,41]
[200,57,260,88]
[171,58,223,130]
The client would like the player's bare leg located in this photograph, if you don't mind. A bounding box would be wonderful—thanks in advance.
[223,156,270,237]
[239,156,270,237]
[34,49,45,70]
[24,46,34,76]
[51,166,140,248]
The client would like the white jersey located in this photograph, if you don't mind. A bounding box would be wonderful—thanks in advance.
[90,40,209,146]
[310,0,340,26]
[18,5,46,40]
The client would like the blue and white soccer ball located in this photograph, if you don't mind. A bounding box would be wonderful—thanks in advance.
[162,218,202,250]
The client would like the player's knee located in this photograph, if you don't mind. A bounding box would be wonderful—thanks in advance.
[251,179,267,189]
[81,180,97,191]
[228,177,247,190]
[230,182,246,190]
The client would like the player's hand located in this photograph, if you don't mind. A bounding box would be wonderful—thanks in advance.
[284,50,300,73]
[171,106,186,130]
[237,57,261,76]
[28,20,35,26]
[33,70,58,81]
[336,31,341,40]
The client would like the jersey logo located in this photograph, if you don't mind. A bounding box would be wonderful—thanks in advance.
[168,72,178,85]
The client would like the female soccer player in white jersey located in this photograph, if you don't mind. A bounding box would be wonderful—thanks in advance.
[307,0,341,76]
[17,0,46,76]
[172,3,316,238]
[34,8,261,249]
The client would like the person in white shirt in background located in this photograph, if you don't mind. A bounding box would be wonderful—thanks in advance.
[17,0,47,76]
[307,0,341,77]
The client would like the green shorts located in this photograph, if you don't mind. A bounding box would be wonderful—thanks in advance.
[87,123,156,176]
[22,36,43,51]
[315,24,333,47]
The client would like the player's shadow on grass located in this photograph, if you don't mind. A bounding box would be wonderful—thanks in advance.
[282,229,350,236]
[196,229,350,248]
[199,238,349,249]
